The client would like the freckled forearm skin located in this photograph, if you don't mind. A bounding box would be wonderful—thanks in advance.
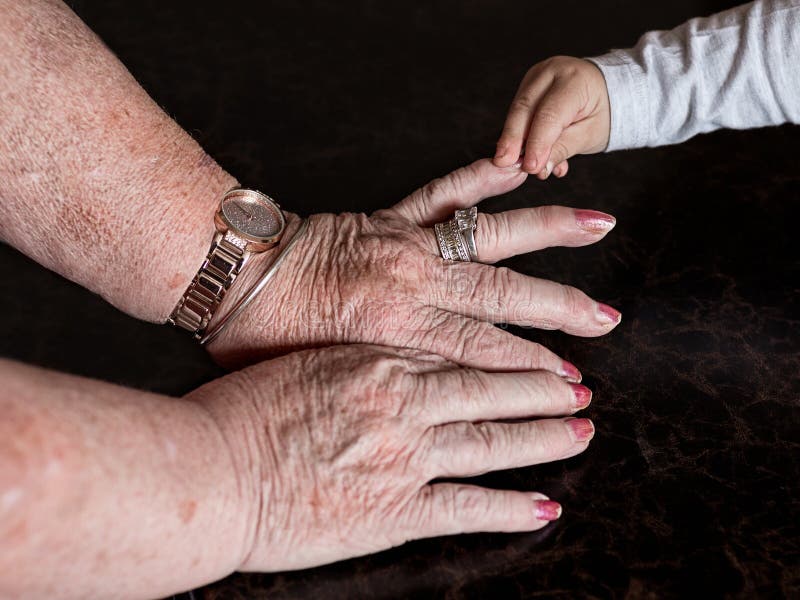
[0,0,237,321]
[0,358,249,599]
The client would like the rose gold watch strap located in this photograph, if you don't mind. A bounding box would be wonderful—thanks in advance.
[168,231,247,339]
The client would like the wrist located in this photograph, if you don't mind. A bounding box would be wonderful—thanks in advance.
[187,378,277,571]
[586,52,649,151]
[138,151,239,323]
[203,213,307,366]
[184,396,257,573]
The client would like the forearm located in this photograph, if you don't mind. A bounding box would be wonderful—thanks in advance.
[589,0,800,151]
[0,359,249,599]
[0,0,237,321]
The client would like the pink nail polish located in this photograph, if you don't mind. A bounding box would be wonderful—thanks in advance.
[567,418,595,442]
[534,500,562,521]
[575,209,616,233]
[570,384,592,410]
[559,361,582,383]
[596,302,622,325]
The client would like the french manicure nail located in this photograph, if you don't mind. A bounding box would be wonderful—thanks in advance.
[575,209,616,233]
[570,384,592,410]
[559,361,582,383]
[534,500,562,521]
[544,161,554,177]
[596,302,622,325]
[566,417,595,442]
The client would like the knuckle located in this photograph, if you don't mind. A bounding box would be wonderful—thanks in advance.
[359,351,416,391]
[532,205,559,232]
[532,106,561,128]
[450,485,491,519]
[539,371,571,409]
[511,96,534,113]
[409,486,438,530]
[468,421,502,455]
[420,176,451,208]
[550,140,570,163]
[500,123,521,140]
[453,321,499,362]
[548,55,581,74]
[449,167,475,199]
[559,284,592,319]
[531,427,561,459]
[488,266,516,297]
[459,368,494,408]
[528,58,555,78]
[526,342,549,368]
[462,322,529,367]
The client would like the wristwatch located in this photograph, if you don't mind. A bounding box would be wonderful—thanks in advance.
[168,188,286,339]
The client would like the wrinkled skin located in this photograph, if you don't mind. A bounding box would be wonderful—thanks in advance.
[188,344,595,571]
[209,159,621,373]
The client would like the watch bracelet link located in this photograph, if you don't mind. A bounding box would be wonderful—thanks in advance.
[168,231,248,338]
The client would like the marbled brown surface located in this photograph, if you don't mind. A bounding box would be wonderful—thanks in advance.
[2,1,798,598]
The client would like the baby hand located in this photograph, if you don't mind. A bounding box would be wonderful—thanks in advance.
[494,56,611,179]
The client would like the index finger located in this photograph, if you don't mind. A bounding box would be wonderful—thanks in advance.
[494,72,555,168]
[522,77,586,175]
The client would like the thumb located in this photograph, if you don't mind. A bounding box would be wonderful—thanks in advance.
[537,120,600,179]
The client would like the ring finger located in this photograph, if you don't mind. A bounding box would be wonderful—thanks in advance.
[426,204,616,264]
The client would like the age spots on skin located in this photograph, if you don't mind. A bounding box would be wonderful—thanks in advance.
[57,201,115,254]
[167,272,187,291]
[178,499,197,525]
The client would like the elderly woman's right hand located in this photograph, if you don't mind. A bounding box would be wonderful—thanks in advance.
[208,159,621,377]
[189,344,595,572]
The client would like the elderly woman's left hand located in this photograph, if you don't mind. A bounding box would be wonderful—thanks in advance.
[209,159,620,376]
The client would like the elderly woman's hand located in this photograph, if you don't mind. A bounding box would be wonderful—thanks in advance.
[190,344,595,571]
[208,159,620,376]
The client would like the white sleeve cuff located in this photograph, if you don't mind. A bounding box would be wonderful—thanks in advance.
[587,52,651,152]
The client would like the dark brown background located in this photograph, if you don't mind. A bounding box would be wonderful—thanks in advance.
[1,1,798,598]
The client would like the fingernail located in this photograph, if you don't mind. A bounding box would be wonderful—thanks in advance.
[503,158,523,170]
[495,145,507,159]
[596,302,622,325]
[524,156,537,172]
[559,361,582,383]
[570,384,592,410]
[534,500,562,521]
[566,417,595,442]
[575,209,616,233]
[543,161,554,177]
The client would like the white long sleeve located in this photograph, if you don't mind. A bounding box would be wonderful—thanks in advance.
[588,0,800,151]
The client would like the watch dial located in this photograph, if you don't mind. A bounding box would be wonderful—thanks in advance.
[221,192,283,240]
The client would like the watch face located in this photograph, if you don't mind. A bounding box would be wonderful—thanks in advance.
[220,190,284,242]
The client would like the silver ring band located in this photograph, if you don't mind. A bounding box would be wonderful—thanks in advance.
[455,207,478,261]
[435,207,478,262]
[435,219,469,261]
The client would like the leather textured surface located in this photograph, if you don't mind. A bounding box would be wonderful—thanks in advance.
[1,1,798,597]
